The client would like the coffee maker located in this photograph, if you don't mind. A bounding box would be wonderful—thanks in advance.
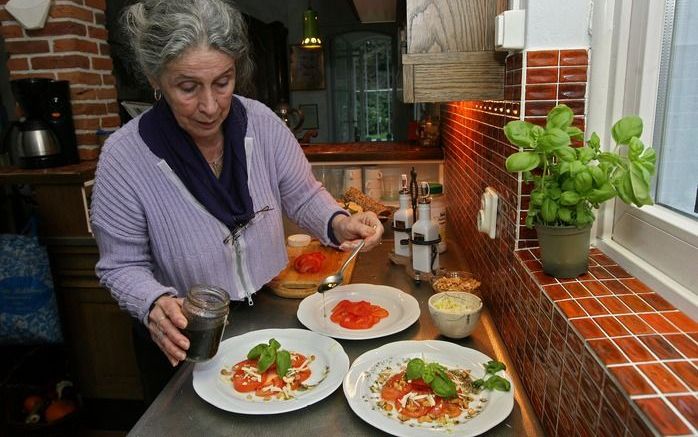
[5,78,79,169]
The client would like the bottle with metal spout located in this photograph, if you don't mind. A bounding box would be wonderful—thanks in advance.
[393,174,413,257]
[411,182,440,275]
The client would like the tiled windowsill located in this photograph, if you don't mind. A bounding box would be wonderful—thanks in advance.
[515,248,697,436]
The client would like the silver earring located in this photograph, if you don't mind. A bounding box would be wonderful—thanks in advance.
[154,88,162,101]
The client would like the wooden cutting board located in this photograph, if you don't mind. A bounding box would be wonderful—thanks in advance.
[268,240,358,298]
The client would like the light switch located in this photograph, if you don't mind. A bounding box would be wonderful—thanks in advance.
[494,9,525,51]
[477,187,498,239]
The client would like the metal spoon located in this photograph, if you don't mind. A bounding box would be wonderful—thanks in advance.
[317,239,366,293]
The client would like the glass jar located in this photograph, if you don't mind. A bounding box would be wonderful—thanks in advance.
[181,285,230,362]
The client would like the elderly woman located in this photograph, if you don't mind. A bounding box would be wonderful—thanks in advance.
[91,0,383,400]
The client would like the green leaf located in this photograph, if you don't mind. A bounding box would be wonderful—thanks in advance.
[629,162,653,206]
[613,168,638,205]
[566,126,584,140]
[587,183,616,204]
[484,361,506,374]
[541,198,559,223]
[574,171,593,193]
[611,115,643,144]
[555,146,577,162]
[431,373,457,398]
[558,207,573,223]
[637,147,657,175]
[560,191,581,206]
[275,350,291,377]
[576,202,595,226]
[269,338,281,350]
[247,343,268,360]
[531,191,546,206]
[559,160,571,176]
[569,160,586,176]
[422,365,435,384]
[589,166,607,187]
[539,128,571,152]
[525,213,535,228]
[587,132,601,150]
[482,375,511,392]
[599,152,622,166]
[548,185,562,200]
[258,346,276,373]
[506,152,540,173]
[546,104,574,129]
[628,137,645,160]
[504,120,534,148]
[576,147,596,164]
[472,379,484,389]
[561,177,575,192]
[406,358,425,381]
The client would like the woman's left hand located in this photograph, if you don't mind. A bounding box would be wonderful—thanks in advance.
[331,212,384,251]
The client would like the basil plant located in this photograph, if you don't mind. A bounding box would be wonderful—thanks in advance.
[504,104,656,228]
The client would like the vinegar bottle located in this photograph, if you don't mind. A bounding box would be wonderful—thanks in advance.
[393,185,413,257]
[411,195,440,274]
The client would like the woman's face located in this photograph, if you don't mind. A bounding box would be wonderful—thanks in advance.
[155,46,236,146]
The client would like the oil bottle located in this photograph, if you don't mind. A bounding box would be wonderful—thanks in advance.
[392,175,413,257]
[411,182,440,275]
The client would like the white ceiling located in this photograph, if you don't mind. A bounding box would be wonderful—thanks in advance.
[351,0,396,23]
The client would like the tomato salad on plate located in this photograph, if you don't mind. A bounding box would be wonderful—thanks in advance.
[220,339,326,401]
[330,299,389,330]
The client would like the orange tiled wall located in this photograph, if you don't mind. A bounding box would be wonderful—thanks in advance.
[442,50,697,436]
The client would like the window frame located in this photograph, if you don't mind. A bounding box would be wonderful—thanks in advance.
[587,0,698,317]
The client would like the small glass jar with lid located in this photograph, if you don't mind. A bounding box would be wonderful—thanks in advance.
[181,285,230,362]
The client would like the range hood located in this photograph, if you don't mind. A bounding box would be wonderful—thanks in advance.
[351,0,396,23]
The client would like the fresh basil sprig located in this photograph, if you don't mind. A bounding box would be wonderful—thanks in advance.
[472,360,511,392]
[246,338,291,377]
[405,358,457,399]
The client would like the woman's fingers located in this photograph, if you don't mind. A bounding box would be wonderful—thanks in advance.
[148,295,190,365]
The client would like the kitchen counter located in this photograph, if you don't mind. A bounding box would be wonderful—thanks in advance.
[129,242,542,437]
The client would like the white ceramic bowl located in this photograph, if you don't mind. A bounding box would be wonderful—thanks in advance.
[428,292,483,339]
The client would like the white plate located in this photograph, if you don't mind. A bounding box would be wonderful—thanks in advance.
[343,340,515,437]
[296,283,421,340]
[192,328,349,414]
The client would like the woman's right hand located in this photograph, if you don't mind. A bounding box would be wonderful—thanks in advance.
[147,295,190,366]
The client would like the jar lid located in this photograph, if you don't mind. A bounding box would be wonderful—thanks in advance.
[428,182,443,195]
[287,234,311,247]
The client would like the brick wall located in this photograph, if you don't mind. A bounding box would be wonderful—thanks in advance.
[0,0,119,160]
[441,50,697,436]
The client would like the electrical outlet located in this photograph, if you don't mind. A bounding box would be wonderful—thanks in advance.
[477,187,499,239]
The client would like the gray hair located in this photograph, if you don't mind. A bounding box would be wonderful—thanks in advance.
[122,0,254,94]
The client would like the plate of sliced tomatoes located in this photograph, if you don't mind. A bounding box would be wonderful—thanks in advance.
[192,329,349,414]
[297,284,420,340]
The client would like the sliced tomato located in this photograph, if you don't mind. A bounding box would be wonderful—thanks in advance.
[232,359,263,393]
[397,399,431,418]
[293,252,325,274]
[330,300,389,330]
[254,370,284,397]
[371,306,389,318]
[408,378,432,393]
[380,372,411,402]
[442,401,462,418]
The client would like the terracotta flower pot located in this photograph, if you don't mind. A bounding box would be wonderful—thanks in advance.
[535,224,592,278]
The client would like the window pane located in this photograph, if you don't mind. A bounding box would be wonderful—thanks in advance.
[655,0,698,218]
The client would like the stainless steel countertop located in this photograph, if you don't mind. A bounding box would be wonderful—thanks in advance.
[129,243,543,437]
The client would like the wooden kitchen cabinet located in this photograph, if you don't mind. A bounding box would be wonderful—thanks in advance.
[0,162,144,400]
[48,242,143,400]
[401,0,506,102]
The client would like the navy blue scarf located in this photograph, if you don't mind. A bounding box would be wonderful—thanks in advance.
[139,97,254,232]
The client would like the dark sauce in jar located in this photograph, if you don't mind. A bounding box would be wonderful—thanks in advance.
[182,285,230,362]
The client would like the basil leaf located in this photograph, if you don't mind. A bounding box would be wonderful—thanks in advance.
[504,120,533,148]
[629,161,653,206]
[587,132,601,150]
[574,171,593,194]
[541,198,559,223]
[275,350,291,377]
[546,104,574,130]
[247,343,268,360]
[258,346,276,373]
[539,128,571,152]
[558,207,572,223]
[576,147,596,164]
[611,115,643,144]
[555,146,577,162]
[472,379,484,389]
[431,373,457,399]
[484,360,506,375]
[268,338,281,351]
[483,375,511,392]
[422,365,435,384]
[406,358,424,381]
[505,151,540,173]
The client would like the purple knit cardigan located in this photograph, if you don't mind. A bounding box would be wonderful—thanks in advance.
[91,96,342,324]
